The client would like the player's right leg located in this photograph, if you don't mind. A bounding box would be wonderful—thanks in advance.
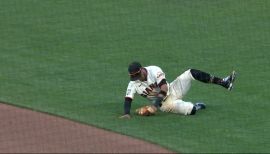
[190,69,236,91]
[169,69,195,98]
[160,96,206,115]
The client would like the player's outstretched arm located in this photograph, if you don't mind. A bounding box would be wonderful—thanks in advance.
[119,97,132,119]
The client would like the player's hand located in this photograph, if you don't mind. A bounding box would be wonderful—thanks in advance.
[119,114,131,119]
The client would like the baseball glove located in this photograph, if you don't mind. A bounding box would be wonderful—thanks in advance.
[135,105,157,116]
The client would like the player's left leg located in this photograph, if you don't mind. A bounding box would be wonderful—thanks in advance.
[167,99,206,115]
[160,95,206,115]
[190,69,236,91]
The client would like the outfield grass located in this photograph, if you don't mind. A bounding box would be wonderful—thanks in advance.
[0,0,269,153]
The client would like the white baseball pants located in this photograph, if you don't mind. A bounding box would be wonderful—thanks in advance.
[160,69,195,115]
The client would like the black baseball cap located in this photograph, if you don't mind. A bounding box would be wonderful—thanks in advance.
[128,62,142,81]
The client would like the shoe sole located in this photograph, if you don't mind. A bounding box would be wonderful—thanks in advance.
[195,103,206,109]
[228,71,236,91]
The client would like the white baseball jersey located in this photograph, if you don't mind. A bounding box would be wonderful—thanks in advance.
[125,66,195,115]
[125,66,168,99]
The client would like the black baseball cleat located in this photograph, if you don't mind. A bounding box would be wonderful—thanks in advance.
[223,71,236,91]
[195,102,206,110]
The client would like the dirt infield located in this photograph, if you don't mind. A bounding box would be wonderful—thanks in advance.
[0,103,174,153]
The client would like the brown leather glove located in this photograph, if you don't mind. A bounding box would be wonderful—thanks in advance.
[135,105,157,116]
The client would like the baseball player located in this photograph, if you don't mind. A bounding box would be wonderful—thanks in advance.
[119,61,236,119]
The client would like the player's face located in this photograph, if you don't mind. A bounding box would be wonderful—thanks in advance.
[138,69,147,81]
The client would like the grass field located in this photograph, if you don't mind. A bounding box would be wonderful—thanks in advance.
[0,0,269,153]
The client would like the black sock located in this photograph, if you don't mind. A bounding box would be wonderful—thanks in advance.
[190,106,196,115]
[190,69,211,83]
[190,69,226,88]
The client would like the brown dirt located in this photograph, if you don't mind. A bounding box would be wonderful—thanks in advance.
[0,103,174,153]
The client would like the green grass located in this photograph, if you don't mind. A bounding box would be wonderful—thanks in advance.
[0,0,269,153]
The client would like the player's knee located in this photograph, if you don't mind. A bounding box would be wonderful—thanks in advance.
[190,69,199,80]
[190,106,196,115]
[190,69,210,83]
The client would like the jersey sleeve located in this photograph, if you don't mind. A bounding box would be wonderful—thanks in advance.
[153,66,166,84]
[125,82,136,99]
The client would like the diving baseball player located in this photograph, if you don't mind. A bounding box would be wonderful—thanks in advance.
[119,61,236,119]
